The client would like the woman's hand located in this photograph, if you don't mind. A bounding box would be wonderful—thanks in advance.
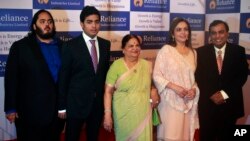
[103,112,113,132]
[168,82,188,98]
[185,88,196,100]
[150,88,160,108]
[103,84,114,132]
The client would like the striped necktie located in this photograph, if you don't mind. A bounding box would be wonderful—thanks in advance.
[90,40,98,72]
[217,50,222,74]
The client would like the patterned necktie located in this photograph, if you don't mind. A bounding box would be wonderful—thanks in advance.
[217,50,223,74]
[90,40,98,72]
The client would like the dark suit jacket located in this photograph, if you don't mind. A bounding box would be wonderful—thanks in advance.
[4,35,62,126]
[195,43,248,122]
[58,35,110,118]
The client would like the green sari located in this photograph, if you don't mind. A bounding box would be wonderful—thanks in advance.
[106,58,153,141]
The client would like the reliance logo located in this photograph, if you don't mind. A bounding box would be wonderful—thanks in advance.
[0,14,28,22]
[216,0,235,6]
[144,0,167,5]
[0,9,31,31]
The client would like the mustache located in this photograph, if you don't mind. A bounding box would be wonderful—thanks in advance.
[44,26,51,30]
[34,25,56,39]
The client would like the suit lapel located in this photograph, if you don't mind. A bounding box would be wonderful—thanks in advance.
[96,37,109,75]
[206,45,221,76]
[80,36,107,74]
[96,37,103,74]
[221,44,231,75]
[80,36,96,73]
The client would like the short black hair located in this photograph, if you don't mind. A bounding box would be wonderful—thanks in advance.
[80,6,100,22]
[209,20,229,33]
[121,34,140,49]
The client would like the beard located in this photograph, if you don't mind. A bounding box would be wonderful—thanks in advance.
[35,25,56,39]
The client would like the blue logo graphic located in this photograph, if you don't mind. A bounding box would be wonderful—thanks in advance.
[240,13,250,33]
[100,11,129,31]
[33,0,83,10]
[227,33,239,44]
[131,0,169,12]
[130,31,168,49]
[0,9,32,31]
[170,14,205,31]
[206,0,240,13]
[0,55,7,77]
[134,0,143,7]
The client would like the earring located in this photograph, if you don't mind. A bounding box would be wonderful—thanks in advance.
[172,36,175,42]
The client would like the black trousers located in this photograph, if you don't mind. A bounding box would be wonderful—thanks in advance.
[65,99,103,141]
[16,117,65,141]
[199,116,237,141]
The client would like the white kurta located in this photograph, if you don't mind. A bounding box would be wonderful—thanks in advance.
[153,45,199,141]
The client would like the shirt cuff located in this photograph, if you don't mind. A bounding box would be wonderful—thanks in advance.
[58,109,66,113]
[220,90,229,100]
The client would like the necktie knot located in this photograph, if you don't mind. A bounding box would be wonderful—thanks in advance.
[218,50,222,55]
[90,40,95,46]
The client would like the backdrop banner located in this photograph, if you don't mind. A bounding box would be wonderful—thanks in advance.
[0,0,249,140]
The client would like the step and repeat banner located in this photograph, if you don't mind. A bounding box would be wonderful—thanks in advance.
[0,0,249,140]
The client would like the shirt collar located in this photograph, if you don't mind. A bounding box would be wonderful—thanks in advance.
[82,32,97,42]
[214,43,226,53]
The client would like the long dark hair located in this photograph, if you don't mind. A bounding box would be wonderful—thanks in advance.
[169,17,192,48]
[28,9,55,37]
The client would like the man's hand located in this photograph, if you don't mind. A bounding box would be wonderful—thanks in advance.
[210,91,226,105]
[6,112,18,123]
[58,112,66,119]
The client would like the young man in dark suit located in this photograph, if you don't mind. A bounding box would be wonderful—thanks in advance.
[4,9,65,141]
[195,20,249,141]
[58,6,111,141]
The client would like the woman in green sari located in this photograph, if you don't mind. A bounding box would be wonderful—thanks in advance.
[103,34,159,141]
